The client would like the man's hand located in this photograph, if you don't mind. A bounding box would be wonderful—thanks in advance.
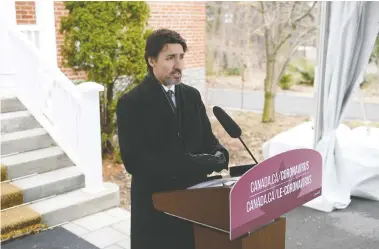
[186,152,227,174]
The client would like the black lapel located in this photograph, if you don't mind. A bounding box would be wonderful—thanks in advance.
[175,84,183,129]
[143,72,176,118]
[164,89,177,116]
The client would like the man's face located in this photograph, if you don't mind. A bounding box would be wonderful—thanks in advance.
[149,43,185,87]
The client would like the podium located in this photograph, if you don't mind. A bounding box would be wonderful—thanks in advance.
[152,177,286,249]
[152,148,323,249]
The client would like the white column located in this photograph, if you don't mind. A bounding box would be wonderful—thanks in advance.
[35,0,58,67]
[77,82,105,193]
[0,0,17,89]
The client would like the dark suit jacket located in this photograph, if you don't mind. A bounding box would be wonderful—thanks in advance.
[116,72,229,249]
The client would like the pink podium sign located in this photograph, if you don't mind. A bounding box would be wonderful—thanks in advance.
[229,148,322,240]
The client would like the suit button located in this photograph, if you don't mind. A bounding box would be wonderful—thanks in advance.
[177,132,181,138]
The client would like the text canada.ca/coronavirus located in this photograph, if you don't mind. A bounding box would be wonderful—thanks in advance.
[246,174,312,212]
[250,161,310,194]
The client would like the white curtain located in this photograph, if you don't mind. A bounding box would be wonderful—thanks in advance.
[307,1,379,212]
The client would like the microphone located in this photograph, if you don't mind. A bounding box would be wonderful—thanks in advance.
[213,106,258,165]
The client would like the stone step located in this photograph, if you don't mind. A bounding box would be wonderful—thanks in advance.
[9,166,84,205]
[1,128,55,156]
[1,182,119,241]
[1,146,73,181]
[1,110,40,134]
[0,96,26,113]
[30,182,119,227]
[1,165,84,210]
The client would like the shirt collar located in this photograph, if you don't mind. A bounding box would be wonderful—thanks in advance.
[147,71,176,93]
[162,84,175,93]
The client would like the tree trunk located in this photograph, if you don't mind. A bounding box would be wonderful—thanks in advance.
[102,82,114,154]
[262,60,276,122]
[262,89,276,122]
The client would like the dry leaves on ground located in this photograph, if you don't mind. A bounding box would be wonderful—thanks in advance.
[102,157,131,210]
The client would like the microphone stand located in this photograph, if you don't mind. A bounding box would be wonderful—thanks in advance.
[228,136,259,177]
[238,137,258,165]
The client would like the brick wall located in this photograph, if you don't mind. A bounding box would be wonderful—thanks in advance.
[147,2,205,69]
[14,1,206,88]
[15,1,35,24]
[147,2,206,94]
[53,1,87,81]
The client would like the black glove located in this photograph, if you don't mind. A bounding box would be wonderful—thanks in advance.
[186,151,227,174]
[213,150,228,171]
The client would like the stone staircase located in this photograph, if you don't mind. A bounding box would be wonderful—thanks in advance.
[1,95,120,242]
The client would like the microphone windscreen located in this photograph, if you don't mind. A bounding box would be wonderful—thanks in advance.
[213,106,242,138]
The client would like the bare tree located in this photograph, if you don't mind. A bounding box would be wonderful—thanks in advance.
[206,1,318,121]
[206,2,265,108]
[205,2,225,106]
[255,1,318,122]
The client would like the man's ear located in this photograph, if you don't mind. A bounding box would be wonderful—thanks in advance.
[148,57,156,68]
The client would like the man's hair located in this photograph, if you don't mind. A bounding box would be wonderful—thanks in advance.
[145,29,188,72]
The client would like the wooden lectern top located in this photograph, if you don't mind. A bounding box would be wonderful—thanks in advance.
[152,176,238,233]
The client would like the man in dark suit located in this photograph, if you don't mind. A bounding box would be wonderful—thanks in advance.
[116,29,229,249]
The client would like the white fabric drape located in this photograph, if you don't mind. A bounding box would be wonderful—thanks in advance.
[308,1,379,212]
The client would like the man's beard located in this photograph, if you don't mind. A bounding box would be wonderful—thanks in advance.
[163,70,182,86]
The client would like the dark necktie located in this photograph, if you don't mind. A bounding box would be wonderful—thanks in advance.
[167,90,176,108]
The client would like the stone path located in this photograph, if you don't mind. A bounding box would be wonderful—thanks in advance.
[61,207,131,249]
[59,197,379,249]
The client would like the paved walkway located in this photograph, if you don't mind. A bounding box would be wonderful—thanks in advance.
[60,207,131,249]
[61,198,379,249]
[206,88,379,121]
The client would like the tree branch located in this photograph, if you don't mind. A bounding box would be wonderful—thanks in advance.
[236,1,263,13]
[277,27,317,82]
[259,1,265,17]
[259,1,273,54]
[272,1,317,58]
[293,1,317,24]
[288,2,298,21]
[112,74,120,84]
[250,3,263,14]
[273,33,292,56]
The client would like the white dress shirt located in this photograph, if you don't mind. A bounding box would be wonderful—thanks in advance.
[162,85,176,107]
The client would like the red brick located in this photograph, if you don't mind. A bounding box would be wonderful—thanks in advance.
[15,1,205,81]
